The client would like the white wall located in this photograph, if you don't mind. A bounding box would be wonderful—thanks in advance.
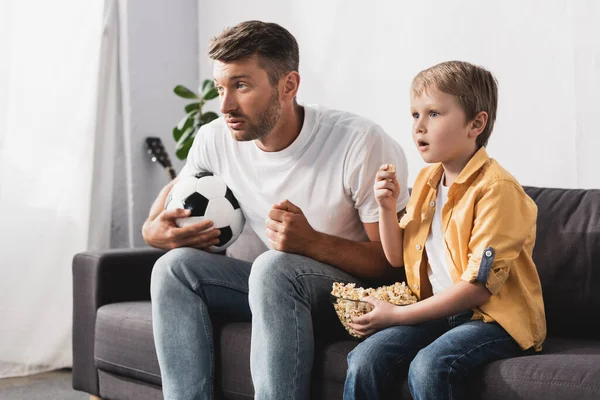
[198,0,600,189]
[112,0,198,247]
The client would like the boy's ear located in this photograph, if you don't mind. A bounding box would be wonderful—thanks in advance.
[281,71,300,101]
[469,111,488,138]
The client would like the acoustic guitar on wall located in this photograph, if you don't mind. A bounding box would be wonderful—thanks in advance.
[145,137,177,181]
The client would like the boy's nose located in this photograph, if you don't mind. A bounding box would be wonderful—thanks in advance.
[415,121,427,134]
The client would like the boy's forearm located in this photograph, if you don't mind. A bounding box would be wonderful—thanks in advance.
[379,208,404,267]
[394,281,491,325]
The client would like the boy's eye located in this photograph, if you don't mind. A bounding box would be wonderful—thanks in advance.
[412,113,420,119]
[429,111,440,117]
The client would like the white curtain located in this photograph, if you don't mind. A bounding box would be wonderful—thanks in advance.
[0,0,113,378]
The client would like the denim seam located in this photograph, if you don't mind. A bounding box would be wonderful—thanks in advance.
[293,300,300,396]
[189,279,218,398]
[201,302,215,399]
[291,272,355,285]
[95,356,161,378]
[446,335,515,399]
[192,279,249,295]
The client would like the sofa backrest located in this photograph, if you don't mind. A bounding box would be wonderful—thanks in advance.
[524,186,600,340]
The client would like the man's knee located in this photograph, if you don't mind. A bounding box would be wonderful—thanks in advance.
[249,250,299,289]
[150,248,212,300]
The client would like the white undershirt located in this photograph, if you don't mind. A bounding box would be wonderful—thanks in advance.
[426,181,454,295]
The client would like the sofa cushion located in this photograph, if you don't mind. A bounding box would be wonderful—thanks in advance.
[94,302,255,399]
[473,338,600,400]
[320,337,600,399]
[95,302,162,386]
[95,302,600,400]
[524,187,600,340]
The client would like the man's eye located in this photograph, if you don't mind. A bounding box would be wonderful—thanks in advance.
[216,86,224,94]
[430,111,439,117]
[236,82,247,89]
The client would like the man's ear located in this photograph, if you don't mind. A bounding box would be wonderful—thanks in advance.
[469,111,488,138]
[281,71,300,101]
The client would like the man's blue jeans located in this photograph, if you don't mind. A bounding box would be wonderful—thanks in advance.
[150,248,367,400]
[344,310,528,400]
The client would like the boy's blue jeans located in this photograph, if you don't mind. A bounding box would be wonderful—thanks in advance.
[150,247,366,400]
[344,309,528,400]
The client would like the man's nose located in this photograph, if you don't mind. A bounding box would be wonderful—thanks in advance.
[220,91,237,115]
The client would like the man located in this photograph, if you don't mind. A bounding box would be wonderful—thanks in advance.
[144,20,410,400]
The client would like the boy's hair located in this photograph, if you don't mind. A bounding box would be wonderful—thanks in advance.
[208,21,299,87]
[411,61,498,148]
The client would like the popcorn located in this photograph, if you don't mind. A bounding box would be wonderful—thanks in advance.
[387,164,396,173]
[331,282,418,339]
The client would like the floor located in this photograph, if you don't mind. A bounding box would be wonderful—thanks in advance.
[0,369,88,400]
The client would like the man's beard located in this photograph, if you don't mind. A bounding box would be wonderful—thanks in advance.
[229,90,281,142]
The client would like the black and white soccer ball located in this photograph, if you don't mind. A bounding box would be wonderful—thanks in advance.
[165,172,245,253]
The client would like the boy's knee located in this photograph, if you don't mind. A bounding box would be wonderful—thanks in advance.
[408,348,440,386]
[346,344,385,378]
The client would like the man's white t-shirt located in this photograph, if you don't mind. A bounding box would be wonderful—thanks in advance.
[180,103,410,249]
[425,182,454,294]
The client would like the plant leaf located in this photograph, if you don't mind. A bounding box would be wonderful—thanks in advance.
[173,126,182,142]
[173,111,197,141]
[176,139,194,160]
[201,79,213,94]
[176,125,197,149]
[202,87,219,101]
[200,111,219,125]
[184,102,201,113]
[174,85,199,99]
[176,111,198,130]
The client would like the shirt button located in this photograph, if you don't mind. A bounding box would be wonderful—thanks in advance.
[416,244,422,251]
[485,250,492,257]
[413,284,419,290]
[430,201,435,207]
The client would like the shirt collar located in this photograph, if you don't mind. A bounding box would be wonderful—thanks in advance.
[427,147,490,189]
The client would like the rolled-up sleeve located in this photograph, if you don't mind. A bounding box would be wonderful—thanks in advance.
[460,179,537,295]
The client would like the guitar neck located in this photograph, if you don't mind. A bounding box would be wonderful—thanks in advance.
[145,136,177,182]
[166,167,177,181]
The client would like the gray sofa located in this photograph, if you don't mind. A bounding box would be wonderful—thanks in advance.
[72,186,600,399]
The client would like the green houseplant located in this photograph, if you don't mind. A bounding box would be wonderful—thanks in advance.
[172,79,220,160]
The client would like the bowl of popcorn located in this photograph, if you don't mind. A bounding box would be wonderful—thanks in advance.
[331,281,418,339]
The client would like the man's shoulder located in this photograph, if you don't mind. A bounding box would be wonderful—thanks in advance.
[310,104,386,138]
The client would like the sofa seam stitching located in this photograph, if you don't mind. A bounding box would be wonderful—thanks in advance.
[95,356,161,378]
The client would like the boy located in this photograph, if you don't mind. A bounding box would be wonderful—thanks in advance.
[343,61,546,400]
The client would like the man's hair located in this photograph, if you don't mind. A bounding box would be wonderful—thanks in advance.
[411,61,498,148]
[208,21,299,87]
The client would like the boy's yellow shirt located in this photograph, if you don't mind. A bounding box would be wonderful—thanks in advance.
[399,147,546,351]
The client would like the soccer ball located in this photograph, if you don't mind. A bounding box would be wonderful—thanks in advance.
[165,172,245,253]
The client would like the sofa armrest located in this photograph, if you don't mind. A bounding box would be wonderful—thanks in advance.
[72,247,165,395]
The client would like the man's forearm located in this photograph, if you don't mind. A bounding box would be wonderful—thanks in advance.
[303,233,398,280]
